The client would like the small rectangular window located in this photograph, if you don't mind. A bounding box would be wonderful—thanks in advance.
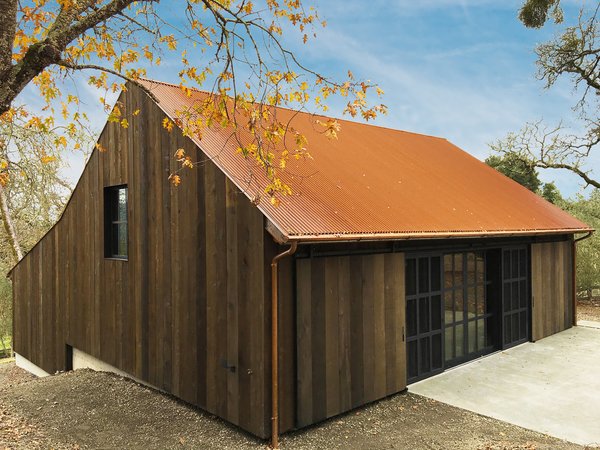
[104,185,128,259]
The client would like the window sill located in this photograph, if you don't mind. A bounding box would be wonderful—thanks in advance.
[104,257,128,262]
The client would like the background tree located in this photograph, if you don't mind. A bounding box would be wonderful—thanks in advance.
[0,122,77,355]
[491,0,599,189]
[541,181,563,204]
[485,153,563,203]
[562,191,600,296]
[488,0,599,297]
[485,154,542,192]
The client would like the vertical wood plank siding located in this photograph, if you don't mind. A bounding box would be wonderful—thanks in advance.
[531,240,574,341]
[295,253,406,428]
[11,84,272,438]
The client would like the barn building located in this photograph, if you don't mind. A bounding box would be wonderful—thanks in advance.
[9,79,592,446]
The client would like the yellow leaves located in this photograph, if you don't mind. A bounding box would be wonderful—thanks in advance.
[243,1,254,14]
[3,0,390,210]
[41,155,57,164]
[160,35,178,51]
[237,143,258,158]
[0,161,8,170]
[220,71,234,82]
[143,45,154,61]
[95,143,107,153]
[317,119,341,140]
[174,148,194,170]
[169,174,181,186]
[162,117,174,132]
[54,136,67,147]
[0,172,8,187]
[58,0,77,10]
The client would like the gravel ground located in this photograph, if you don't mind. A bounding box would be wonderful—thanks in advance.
[577,299,600,322]
[0,362,584,450]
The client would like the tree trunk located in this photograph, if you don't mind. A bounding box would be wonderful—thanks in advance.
[0,182,22,261]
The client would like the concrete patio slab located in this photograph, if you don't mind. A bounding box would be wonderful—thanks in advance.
[410,326,600,447]
[577,320,600,329]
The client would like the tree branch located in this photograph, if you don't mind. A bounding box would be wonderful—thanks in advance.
[56,60,159,103]
[534,161,600,189]
[0,182,23,262]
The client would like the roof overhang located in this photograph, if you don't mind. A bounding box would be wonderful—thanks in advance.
[266,225,594,245]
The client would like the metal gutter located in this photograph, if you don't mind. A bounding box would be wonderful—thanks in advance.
[270,241,298,449]
[284,228,594,244]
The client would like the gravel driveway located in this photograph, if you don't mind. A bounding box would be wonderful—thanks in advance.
[0,362,584,450]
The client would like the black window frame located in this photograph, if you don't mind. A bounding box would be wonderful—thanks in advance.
[104,185,128,260]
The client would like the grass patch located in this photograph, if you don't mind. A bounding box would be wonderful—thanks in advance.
[0,335,12,359]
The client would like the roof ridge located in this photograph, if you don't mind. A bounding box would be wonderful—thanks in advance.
[137,77,447,141]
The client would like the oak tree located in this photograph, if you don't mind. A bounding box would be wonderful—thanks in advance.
[491,0,599,189]
[0,0,386,260]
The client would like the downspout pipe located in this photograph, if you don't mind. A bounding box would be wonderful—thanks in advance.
[573,231,594,326]
[270,241,298,449]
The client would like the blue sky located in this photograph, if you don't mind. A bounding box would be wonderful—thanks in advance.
[30,0,596,198]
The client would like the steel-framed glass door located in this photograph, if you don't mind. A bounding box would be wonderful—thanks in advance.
[443,251,493,367]
[502,247,529,348]
[406,255,443,383]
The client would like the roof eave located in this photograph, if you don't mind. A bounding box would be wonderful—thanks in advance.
[283,227,594,244]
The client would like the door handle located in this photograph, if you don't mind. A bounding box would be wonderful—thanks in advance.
[402,326,405,342]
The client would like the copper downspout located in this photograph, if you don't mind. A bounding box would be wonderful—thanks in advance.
[573,231,594,326]
[270,241,298,449]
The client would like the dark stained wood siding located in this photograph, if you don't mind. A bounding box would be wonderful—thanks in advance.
[295,253,406,428]
[531,239,574,341]
[11,84,272,438]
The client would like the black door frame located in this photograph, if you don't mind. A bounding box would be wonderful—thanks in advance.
[442,250,495,369]
[405,253,444,383]
[501,246,531,349]
[406,245,532,384]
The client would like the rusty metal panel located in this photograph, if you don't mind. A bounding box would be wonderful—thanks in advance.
[139,79,592,241]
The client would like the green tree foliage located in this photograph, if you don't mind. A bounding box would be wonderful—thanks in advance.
[519,0,564,29]
[484,153,563,204]
[485,154,542,192]
[562,191,600,292]
[541,181,563,204]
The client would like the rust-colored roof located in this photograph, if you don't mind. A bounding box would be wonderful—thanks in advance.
[139,78,592,242]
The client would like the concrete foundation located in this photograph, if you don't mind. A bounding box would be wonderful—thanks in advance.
[72,348,159,391]
[15,353,50,377]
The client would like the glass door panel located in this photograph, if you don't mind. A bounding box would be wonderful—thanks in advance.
[502,247,529,347]
[406,255,443,383]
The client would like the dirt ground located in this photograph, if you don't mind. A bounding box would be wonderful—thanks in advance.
[0,362,585,450]
[577,299,600,322]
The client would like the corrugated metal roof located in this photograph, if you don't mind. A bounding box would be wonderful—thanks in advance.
[138,78,592,242]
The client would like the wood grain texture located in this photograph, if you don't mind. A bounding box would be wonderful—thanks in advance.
[531,239,574,341]
[11,84,272,439]
[295,253,406,428]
